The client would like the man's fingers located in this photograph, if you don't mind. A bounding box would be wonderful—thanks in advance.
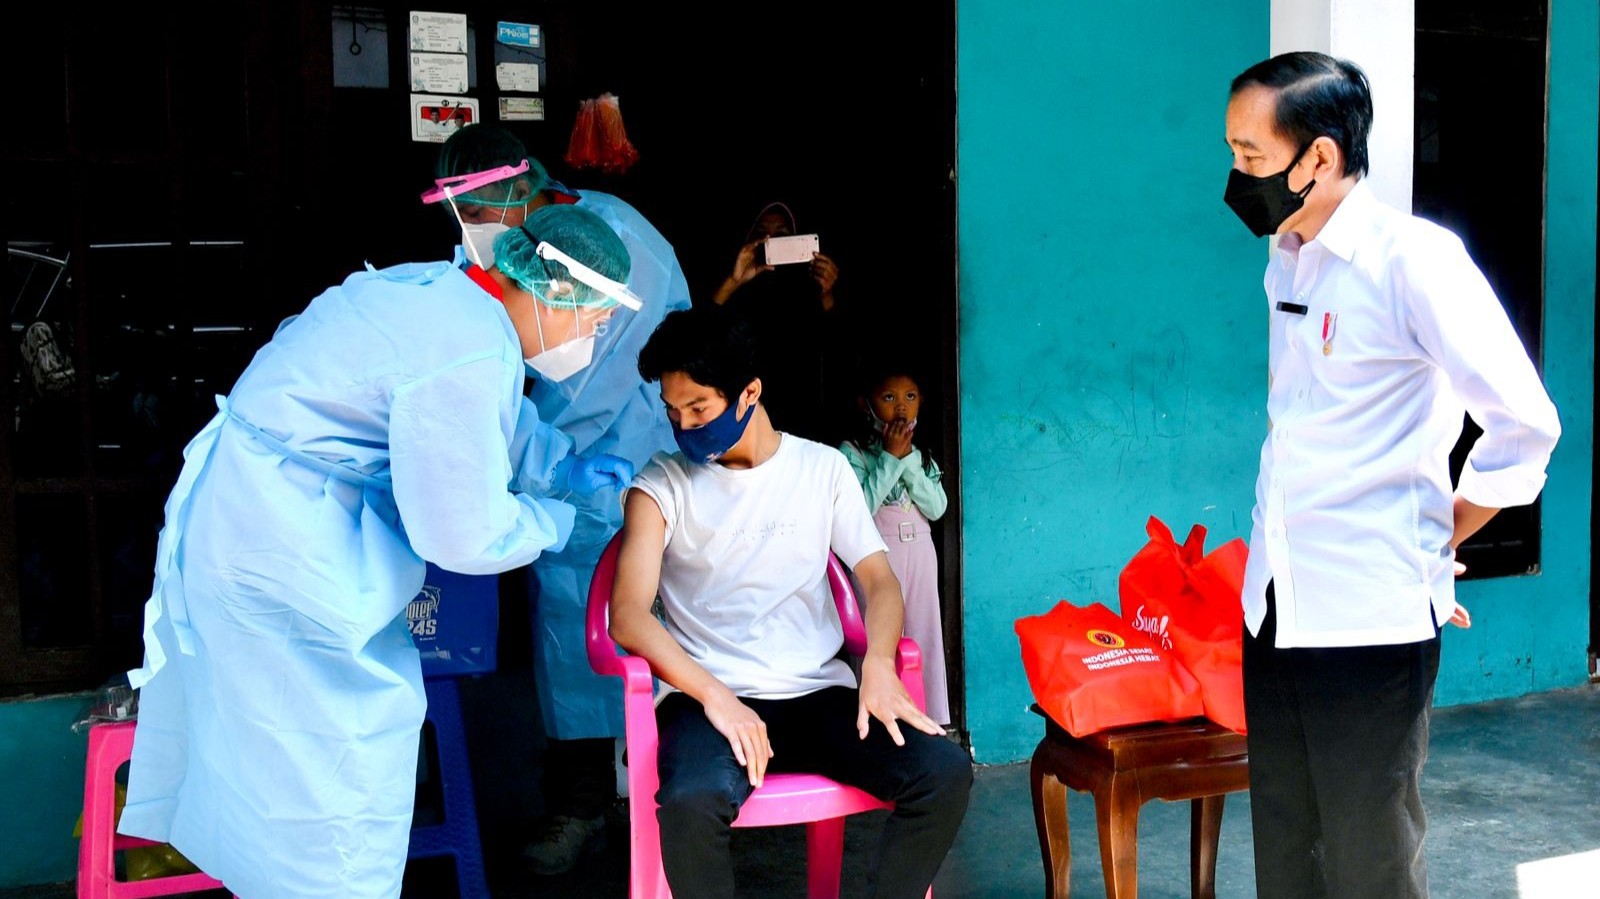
[888,694,946,737]
[881,715,907,747]
[864,704,909,747]
[729,735,747,768]
[903,706,946,737]
[856,702,870,740]
[739,731,763,786]
[752,735,770,786]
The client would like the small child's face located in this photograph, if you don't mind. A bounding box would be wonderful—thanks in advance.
[868,375,921,424]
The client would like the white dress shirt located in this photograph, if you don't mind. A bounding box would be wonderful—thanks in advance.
[1244,180,1560,648]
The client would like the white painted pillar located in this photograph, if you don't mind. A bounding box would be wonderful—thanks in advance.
[1271,0,1414,211]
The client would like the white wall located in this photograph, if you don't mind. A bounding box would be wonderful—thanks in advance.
[1271,0,1415,209]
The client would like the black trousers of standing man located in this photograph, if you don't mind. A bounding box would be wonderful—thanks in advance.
[1243,583,1442,899]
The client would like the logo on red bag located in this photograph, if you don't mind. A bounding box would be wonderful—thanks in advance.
[1130,605,1173,650]
[1086,629,1126,649]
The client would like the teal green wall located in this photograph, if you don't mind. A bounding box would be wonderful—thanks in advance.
[0,2,1595,888]
[1435,0,1598,708]
[0,695,90,888]
[957,1,1597,763]
[957,1,1271,763]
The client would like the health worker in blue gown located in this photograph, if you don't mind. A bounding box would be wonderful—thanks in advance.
[425,124,691,872]
[119,205,640,899]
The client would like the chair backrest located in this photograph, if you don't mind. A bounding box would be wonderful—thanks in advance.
[586,533,870,670]
[584,535,627,677]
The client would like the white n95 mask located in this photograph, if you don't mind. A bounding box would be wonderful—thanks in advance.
[461,222,508,269]
[527,334,596,383]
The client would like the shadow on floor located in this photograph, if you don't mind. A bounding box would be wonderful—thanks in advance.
[464,682,1600,898]
[14,684,1596,898]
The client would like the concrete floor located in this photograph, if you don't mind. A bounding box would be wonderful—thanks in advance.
[11,684,1595,898]
[470,685,1599,899]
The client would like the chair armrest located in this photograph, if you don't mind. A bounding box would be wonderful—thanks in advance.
[615,654,662,813]
[615,653,657,701]
[894,636,927,714]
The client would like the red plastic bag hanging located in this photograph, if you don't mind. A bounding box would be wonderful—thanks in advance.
[592,93,639,173]
[565,93,639,175]
[565,98,601,171]
[1119,516,1249,733]
[1015,600,1203,737]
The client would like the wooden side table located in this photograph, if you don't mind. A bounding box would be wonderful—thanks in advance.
[1029,706,1248,898]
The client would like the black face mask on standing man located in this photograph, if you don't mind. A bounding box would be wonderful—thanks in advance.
[1223,141,1317,237]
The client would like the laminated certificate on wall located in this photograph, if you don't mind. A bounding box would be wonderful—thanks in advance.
[496,62,539,93]
[410,94,479,143]
[499,97,545,122]
[495,20,545,93]
[411,52,469,94]
[408,11,467,53]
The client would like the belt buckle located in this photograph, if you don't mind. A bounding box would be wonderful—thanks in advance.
[898,521,917,543]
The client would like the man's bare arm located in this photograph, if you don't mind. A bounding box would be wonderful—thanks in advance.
[608,488,774,785]
[851,551,944,743]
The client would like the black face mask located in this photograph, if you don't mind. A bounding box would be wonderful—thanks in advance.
[1223,142,1316,237]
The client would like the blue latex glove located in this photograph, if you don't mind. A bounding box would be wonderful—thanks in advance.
[565,453,635,496]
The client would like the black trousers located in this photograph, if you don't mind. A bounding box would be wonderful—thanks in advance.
[1243,584,1441,899]
[654,687,972,899]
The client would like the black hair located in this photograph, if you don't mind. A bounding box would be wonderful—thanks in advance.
[857,355,930,399]
[1230,51,1372,178]
[638,306,761,403]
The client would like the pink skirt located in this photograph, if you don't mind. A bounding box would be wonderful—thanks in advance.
[870,502,950,725]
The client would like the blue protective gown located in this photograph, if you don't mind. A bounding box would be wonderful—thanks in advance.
[528,189,692,739]
[120,260,580,899]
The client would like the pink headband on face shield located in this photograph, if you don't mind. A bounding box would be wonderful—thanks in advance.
[419,159,532,205]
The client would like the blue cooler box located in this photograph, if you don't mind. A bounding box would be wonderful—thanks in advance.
[408,564,499,677]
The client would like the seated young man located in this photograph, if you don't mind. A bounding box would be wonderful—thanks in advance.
[609,307,972,899]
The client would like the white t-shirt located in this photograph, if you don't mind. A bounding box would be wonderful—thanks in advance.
[632,434,888,699]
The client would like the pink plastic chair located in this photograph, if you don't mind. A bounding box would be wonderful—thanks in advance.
[78,721,230,898]
[586,534,931,899]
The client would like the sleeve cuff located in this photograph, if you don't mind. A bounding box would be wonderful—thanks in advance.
[1456,463,1549,509]
[630,479,675,546]
[532,496,579,554]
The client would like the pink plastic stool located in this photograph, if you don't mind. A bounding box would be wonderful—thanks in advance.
[78,721,230,898]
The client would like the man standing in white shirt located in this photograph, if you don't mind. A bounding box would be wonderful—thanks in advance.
[608,307,971,899]
[1223,52,1559,898]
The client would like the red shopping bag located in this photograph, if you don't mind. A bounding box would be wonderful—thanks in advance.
[1119,516,1249,733]
[1015,600,1203,737]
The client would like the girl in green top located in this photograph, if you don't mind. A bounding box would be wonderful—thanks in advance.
[840,367,951,725]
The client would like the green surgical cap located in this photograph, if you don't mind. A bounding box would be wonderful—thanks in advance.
[495,205,632,309]
[436,124,550,208]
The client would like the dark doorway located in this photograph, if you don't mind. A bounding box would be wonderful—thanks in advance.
[315,2,965,731]
[1414,0,1549,580]
[3,2,963,719]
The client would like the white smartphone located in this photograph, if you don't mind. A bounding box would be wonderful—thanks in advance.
[763,233,820,266]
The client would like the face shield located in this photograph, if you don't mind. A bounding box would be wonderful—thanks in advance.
[502,227,641,384]
[420,160,535,268]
